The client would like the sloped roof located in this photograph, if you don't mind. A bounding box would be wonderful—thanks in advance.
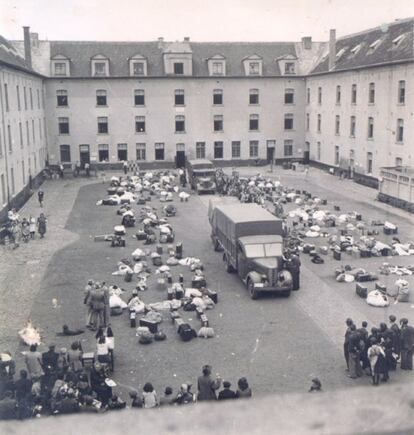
[50,40,298,77]
[0,34,35,73]
[311,18,414,74]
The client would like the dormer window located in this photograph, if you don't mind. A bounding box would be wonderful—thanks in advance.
[174,62,184,75]
[392,34,406,48]
[243,55,263,76]
[129,55,148,76]
[350,44,362,56]
[276,55,297,76]
[91,55,109,77]
[367,38,383,54]
[284,62,295,74]
[249,62,260,75]
[336,48,347,61]
[51,55,70,77]
[207,55,226,76]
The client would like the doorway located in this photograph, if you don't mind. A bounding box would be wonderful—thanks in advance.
[79,144,90,168]
[266,140,275,165]
[176,143,186,168]
[303,142,310,164]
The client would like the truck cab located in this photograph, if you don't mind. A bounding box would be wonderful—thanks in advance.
[186,159,216,194]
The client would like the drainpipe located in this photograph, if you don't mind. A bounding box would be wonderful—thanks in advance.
[0,67,11,209]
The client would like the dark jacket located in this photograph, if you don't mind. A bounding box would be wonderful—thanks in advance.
[197,375,221,401]
[218,388,237,400]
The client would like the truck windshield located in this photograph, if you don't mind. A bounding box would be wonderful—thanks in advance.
[195,171,215,177]
[244,243,282,258]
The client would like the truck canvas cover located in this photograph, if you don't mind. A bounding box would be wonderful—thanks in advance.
[187,159,214,170]
[210,203,283,240]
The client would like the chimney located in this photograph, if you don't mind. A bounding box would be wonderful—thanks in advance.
[158,37,164,49]
[23,26,32,68]
[184,37,190,42]
[301,36,312,50]
[328,29,336,71]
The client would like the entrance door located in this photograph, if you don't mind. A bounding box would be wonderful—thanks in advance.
[267,147,274,163]
[176,143,186,168]
[79,144,90,168]
[303,142,310,164]
[266,140,276,164]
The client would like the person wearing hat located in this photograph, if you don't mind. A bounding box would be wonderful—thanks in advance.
[400,318,414,370]
[197,365,221,401]
[389,315,401,358]
[175,384,194,405]
[218,381,237,400]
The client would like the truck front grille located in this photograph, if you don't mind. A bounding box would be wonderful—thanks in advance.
[268,268,278,286]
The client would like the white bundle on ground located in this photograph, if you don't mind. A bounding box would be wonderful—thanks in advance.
[112,263,133,276]
[393,244,412,256]
[19,321,41,346]
[198,327,215,338]
[185,288,203,298]
[132,248,145,260]
[179,191,190,200]
[109,294,128,309]
[366,290,390,307]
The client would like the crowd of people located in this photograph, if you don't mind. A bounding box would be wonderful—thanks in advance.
[0,349,251,420]
[344,315,414,385]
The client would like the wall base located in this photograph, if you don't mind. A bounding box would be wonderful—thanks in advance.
[377,192,414,214]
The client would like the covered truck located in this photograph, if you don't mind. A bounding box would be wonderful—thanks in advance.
[209,203,293,299]
[186,159,216,194]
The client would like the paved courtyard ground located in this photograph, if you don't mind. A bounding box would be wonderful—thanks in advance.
[1,166,413,401]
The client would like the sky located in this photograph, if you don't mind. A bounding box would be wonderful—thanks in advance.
[1,0,414,42]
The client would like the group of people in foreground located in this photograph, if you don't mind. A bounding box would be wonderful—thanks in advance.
[344,315,414,385]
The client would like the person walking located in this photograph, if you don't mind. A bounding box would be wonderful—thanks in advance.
[37,190,44,207]
[37,213,47,238]
[197,365,221,401]
[59,163,64,179]
[343,318,354,371]
[85,162,90,177]
[400,318,414,370]
[389,315,401,359]
[123,161,128,175]
[29,216,36,239]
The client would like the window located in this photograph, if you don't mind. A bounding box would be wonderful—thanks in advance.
[336,85,341,104]
[335,115,340,135]
[98,117,108,134]
[284,140,293,157]
[214,115,223,132]
[175,115,185,132]
[96,90,107,106]
[174,63,184,75]
[22,160,25,185]
[60,144,71,162]
[284,113,293,130]
[367,152,373,174]
[212,62,224,75]
[7,125,11,152]
[334,146,339,165]
[249,89,259,105]
[29,88,33,110]
[19,123,23,148]
[367,117,374,139]
[117,143,128,161]
[196,142,205,159]
[174,89,184,106]
[135,116,146,133]
[58,117,69,135]
[396,119,404,143]
[4,84,9,111]
[136,143,146,161]
[350,149,355,167]
[306,113,310,131]
[214,141,223,159]
[351,84,357,104]
[1,174,5,205]
[213,89,223,105]
[350,116,356,137]
[134,89,145,106]
[317,142,321,160]
[10,167,15,195]
[249,114,259,131]
[132,61,145,76]
[39,119,42,139]
[98,144,109,162]
[284,89,294,104]
[26,121,29,145]
[285,62,295,74]
[249,140,259,158]
[395,157,403,167]
[368,83,375,104]
[54,62,67,76]
[57,90,68,107]
[398,80,405,104]
[155,143,165,160]
[248,62,260,75]
[37,89,40,109]
[93,61,108,77]
[317,87,322,104]
[16,86,21,111]
[306,87,310,104]
[23,87,27,110]
[32,120,35,143]
[232,141,241,158]
[317,114,321,133]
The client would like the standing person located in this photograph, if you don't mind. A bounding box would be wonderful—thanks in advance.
[29,216,36,239]
[88,284,105,331]
[59,162,64,179]
[103,284,110,328]
[106,326,115,372]
[38,189,44,207]
[343,318,354,371]
[235,377,252,398]
[37,213,47,238]
[389,315,401,359]
[347,325,364,379]
[285,252,300,290]
[68,342,83,373]
[197,365,221,401]
[24,345,44,380]
[123,161,128,175]
[400,318,414,370]
[75,161,80,177]
[142,382,158,408]
[85,162,90,177]
[367,339,388,385]
[96,335,110,365]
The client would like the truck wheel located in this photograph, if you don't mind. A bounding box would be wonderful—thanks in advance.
[248,280,259,300]
[223,255,234,273]
[281,290,291,297]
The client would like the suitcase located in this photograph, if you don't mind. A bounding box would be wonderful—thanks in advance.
[205,289,218,304]
[157,278,167,291]
[355,283,368,299]
[333,250,341,261]
[360,249,371,258]
[174,317,185,330]
[375,282,387,293]
[156,245,163,255]
[136,231,147,240]
[321,199,327,206]
[356,273,373,282]
[334,205,340,211]
[200,314,209,326]
[130,311,136,328]
[356,214,362,221]
[383,227,392,235]
[152,257,163,266]
[175,287,184,299]
[139,318,158,333]
[192,278,207,289]
[175,243,183,259]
